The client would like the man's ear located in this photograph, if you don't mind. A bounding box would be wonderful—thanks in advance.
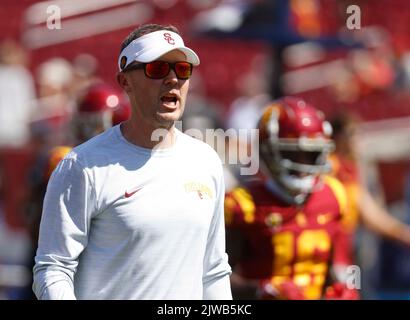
[117,72,132,93]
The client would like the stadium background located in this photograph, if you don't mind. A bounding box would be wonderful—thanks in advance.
[0,0,410,299]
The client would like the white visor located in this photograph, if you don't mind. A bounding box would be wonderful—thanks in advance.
[118,30,200,71]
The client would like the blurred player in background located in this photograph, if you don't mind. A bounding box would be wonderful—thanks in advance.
[70,82,131,145]
[24,82,130,299]
[225,97,358,300]
[329,113,410,283]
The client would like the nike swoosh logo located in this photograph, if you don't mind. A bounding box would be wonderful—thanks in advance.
[124,187,143,198]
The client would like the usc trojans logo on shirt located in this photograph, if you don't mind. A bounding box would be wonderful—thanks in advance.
[184,182,213,200]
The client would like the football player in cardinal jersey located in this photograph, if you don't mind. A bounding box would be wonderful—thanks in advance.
[225,97,358,300]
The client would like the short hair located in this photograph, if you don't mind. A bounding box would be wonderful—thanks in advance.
[119,24,180,53]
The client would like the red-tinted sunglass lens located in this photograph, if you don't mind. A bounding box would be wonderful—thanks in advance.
[145,61,170,79]
[175,62,192,79]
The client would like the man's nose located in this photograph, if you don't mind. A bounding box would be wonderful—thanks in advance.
[163,68,178,85]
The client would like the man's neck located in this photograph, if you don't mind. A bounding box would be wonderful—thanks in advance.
[120,120,177,150]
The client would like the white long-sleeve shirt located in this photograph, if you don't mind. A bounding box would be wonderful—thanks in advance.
[33,125,232,300]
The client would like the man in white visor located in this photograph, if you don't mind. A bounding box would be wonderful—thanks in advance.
[33,24,232,300]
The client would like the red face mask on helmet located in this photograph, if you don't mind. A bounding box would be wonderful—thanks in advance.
[258,97,334,202]
[73,83,130,143]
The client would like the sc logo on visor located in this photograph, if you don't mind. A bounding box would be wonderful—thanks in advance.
[163,33,175,45]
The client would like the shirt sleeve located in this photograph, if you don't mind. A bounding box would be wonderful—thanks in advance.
[32,157,97,300]
[39,279,76,300]
[203,161,232,300]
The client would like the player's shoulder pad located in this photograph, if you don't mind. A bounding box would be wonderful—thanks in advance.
[322,175,348,215]
[225,186,256,225]
[45,145,73,179]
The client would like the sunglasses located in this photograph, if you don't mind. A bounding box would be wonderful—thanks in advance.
[123,61,193,80]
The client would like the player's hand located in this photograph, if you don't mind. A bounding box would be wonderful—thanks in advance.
[276,281,306,300]
[324,282,359,300]
[257,279,305,300]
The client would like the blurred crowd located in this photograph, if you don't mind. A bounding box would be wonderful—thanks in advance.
[1,0,410,300]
